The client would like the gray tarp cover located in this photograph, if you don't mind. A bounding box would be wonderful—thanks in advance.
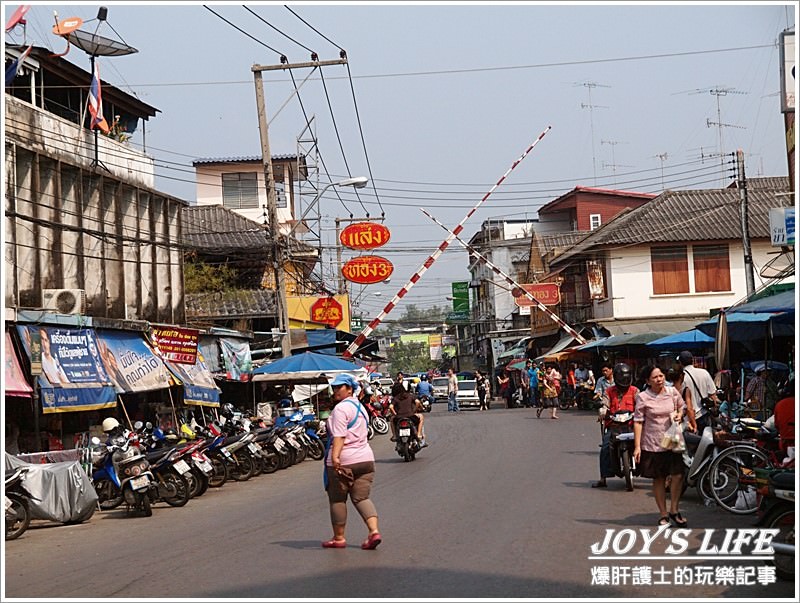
[5,453,97,523]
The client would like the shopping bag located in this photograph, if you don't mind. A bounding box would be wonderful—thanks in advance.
[660,420,686,452]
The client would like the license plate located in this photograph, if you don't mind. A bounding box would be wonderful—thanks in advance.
[4,496,12,511]
[273,438,285,450]
[399,428,411,437]
[247,443,259,453]
[286,435,302,449]
[173,459,190,474]
[222,449,233,459]
[130,475,150,490]
[199,461,213,474]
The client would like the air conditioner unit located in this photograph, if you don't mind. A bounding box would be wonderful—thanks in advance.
[42,289,86,314]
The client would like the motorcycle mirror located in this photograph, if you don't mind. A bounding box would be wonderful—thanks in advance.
[133,420,143,430]
[145,421,153,429]
[91,436,101,445]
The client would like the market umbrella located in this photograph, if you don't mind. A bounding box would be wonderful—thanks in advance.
[715,309,730,372]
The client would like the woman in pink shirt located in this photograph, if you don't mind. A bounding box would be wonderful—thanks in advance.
[633,365,688,528]
[322,373,382,550]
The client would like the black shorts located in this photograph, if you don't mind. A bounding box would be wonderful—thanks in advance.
[638,450,685,479]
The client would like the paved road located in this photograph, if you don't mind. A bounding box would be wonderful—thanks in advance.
[5,404,795,598]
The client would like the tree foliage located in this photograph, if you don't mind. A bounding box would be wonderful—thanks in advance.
[184,261,237,294]
[386,340,430,374]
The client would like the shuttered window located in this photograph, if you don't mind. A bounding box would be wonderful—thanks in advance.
[222,172,259,209]
[693,244,731,292]
[651,246,689,294]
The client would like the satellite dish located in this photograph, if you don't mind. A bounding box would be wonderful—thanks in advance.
[5,4,30,33]
[52,17,83,36]
[66,28,137,57]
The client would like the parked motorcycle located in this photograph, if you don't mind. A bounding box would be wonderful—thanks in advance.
[91,434,156,517]
[393,416,422,462]
[604,409,637,491]
[367,401,390,435]
[755,469,795,581]
[5,467,31,540]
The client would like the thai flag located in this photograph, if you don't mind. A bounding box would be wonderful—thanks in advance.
[4,44,32,87]
[87,60,109,134]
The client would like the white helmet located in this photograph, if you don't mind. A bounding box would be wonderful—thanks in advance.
[102,417,120,433]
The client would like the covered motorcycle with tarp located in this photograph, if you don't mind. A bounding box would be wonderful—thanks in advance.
[4,453,97,524]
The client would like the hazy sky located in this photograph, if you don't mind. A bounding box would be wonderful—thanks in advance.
[7,2,796,325]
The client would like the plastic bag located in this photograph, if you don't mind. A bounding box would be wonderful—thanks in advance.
[660,420,686,452]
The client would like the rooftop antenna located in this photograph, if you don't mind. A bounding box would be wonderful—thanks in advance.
[575,81,610,185]
[600,139,631,186]
[52,6,138,172]
[676,86,747,187]
[652,152,669,190]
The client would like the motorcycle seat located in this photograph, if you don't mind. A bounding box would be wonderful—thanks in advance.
[770,471,795,490]
[683,430,702,450]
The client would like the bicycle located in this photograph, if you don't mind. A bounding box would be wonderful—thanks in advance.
[706,432,786,514]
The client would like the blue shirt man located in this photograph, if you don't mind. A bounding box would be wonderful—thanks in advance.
[416,379,434,398]
[527,362,539,407]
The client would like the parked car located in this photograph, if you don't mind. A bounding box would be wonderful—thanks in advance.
[431,377,450,402]
[456,379,480,408]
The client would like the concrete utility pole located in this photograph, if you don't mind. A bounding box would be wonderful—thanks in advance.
[736,149,756,297]
[252,57,347,357]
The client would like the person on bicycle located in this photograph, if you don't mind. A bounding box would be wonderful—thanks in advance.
[592,363,639,489]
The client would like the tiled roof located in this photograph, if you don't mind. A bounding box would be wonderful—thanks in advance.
[728,176,790,190]
[185,289,276,319]
[551,183,793,266]
[192,155,297,165]
[182,205,268,252]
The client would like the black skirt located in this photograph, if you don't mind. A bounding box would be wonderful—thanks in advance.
[638,450,685,479]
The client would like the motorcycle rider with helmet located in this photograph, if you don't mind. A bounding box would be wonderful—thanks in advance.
[415,375,434,410]
[592,363,639,489]
[101,417,125,443]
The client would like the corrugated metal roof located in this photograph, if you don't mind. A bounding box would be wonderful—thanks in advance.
[551,182,793,266]
[185,289,276,319]
[192,154,297,166]
[182,205,268,251]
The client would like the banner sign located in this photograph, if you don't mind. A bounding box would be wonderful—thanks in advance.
[151,326,199,365]
[162,352,221,407]
[340,222,391,251]
[95,330,172,394]
[5,331,33,397]
[586,261,606,300]
[513,283,561,306]
[15,325,116,413]
[219,337,253,382]
[451,281,470,312]
[341,255,394,285]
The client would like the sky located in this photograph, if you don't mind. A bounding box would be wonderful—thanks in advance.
[5,2,796,327]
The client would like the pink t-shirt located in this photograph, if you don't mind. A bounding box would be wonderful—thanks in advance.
[634,386,684,453]
[326,397,375,466]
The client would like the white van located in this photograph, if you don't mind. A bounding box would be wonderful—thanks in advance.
[431,376,450,402]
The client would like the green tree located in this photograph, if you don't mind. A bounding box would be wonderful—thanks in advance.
[398,304,448,327]
[386,340,429,374]
[184,261,237,294]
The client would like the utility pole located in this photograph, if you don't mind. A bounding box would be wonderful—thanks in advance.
[252,56,347,358]
[736,149,756,297]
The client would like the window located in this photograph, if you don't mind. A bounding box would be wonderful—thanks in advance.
[693,244,730,292]
[651,246,689,295]
[589,214,602,230]
[222,172,259,209]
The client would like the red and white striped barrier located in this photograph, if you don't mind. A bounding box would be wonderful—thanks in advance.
[421,208,587,345]
[343,126,552,358]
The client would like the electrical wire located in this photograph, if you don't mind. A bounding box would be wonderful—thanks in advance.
[202,5,286,59]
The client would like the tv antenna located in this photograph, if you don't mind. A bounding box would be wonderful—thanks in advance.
[575,81,610,185]
[676,86,747,186]
[51,6,138,172]
[652,152,669,190]
[600,139,631,186]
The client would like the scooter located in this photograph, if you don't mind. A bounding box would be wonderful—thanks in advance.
[755,469,795,581]
[91,434,156,517]
[393,416,422,462]
[417,394,433,413]
[605,410,637,491]
[5,467,31,540]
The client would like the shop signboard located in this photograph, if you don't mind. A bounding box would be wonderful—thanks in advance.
[162,351,221,407]
[341,255,394,285]
[151,326,199,364]
[512,283,561,307]
[340,222,391,251]
[451,281,469,312]
[95,330,172,394]
[310,297,345,328]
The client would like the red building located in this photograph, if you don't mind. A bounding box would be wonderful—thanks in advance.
[537,186,655,232]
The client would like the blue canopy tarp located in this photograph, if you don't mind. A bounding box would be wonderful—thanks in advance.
[646,329,715,350]
[251,351,368,384]
[696,311,794,340]
[576,332,673,351]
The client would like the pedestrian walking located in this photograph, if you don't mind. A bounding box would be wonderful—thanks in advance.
[476,370,490,411]
[538,364,560,419]
[447,368,460,412]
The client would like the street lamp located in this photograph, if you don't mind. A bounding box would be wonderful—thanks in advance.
[286,176,368,239]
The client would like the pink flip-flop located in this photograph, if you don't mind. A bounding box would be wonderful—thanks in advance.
[361,532,382,550]
[322,539,346,548]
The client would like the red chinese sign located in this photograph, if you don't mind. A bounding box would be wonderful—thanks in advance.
[310,297,344,328]
[341,255,394,285]
[340,222,391,251]
[512,283,561,307]
[151,326,199,364]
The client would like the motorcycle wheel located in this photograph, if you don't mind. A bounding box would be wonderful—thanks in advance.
[5,494,30,541]
[372,416,389,435]
[138,492,152,517]
[766,508,795,581]
[230,452,254,481]
[189,468,209,498]
[94,478,124,510]
[622,450,634,492]
[367,423,375,440]
[159,471,191,507]
[261,452,280,474]
[277,450,292,470]
[558,394,571,411]
[295,444,308,464]
[208,456,229,488]
[695,466,715,504]
[307,439,325,461]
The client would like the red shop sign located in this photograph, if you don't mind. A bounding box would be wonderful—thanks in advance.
[512,283,561,307]
[310,297,344,328]
[339,222,391,251]
[341,255,394,285]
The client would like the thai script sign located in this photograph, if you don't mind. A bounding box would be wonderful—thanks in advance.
[151,326,199,364]
[340,222,391,251]
[341,255,394,285]
[451,281,469,312]
[311,297,345,328]
[512,283,561,307]
[95,330,172,394]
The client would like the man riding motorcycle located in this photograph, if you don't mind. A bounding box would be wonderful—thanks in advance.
[592,363,639,489]
[389,383,426,446]
[416,375,435,411]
